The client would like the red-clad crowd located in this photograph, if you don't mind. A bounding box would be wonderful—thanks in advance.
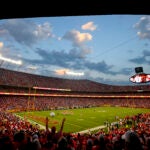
[0,96,150,112]
[0,110,150,150]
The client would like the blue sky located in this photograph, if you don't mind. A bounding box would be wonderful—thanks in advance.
[0,15,150,85]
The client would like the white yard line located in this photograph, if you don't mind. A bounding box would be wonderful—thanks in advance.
[15,114,46,129]
[74,125,106,134]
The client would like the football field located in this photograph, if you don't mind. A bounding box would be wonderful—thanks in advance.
[15,106,150,133]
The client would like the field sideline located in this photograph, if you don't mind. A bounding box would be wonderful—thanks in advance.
[15,106,150,133]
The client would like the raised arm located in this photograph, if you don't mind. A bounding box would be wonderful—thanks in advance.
[57,117,66,138]
[60,117,66,132]
[45,116,49,132]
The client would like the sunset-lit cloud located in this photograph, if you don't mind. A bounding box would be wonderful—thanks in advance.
[55,69,84,76]
[0,42,3,48]
[63,29,92,47]
[55,69,69,75]
[81,21,97,31]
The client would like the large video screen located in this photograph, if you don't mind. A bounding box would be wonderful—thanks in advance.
[129,73,150,83]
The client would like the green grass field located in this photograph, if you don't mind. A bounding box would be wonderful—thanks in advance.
[15,107,150,133]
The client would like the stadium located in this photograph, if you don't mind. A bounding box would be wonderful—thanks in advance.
[1,6,150,149]
[0,67,150,150]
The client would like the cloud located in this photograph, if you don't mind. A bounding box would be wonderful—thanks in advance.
[129,50,150,64]
[84,60,115,74]
[86,72,132,85]
[0,43,22,62]
[81,21,97,31]
[26,48,76,68]
[134,16,150,39]
[69,47,92,59]
[0,19,53,46]
[54,69,84,76]
[55,69,69,75]
[7,45,133,85]
[0,42,3,49]
[129,56,145,64]
[63,29,93,58]
[119,68,132,75]
[21,47,118,76]
[63,29,92,47]
[33,22,52,38]
[27,65,37,70]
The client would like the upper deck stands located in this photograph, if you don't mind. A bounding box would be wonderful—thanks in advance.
[1,68,150,93]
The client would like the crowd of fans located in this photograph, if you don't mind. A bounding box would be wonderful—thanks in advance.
[0,110,150,150]
[0,96,150,112]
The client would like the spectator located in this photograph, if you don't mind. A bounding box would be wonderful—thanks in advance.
[124,130,143,150]
[32,134,41,150]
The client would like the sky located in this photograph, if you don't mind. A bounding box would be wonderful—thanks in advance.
[0,15,150,86]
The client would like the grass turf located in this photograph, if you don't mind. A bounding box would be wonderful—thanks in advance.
[15,106,150,133]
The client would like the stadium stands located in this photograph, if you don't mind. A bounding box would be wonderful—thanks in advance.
[0,68,150,149]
